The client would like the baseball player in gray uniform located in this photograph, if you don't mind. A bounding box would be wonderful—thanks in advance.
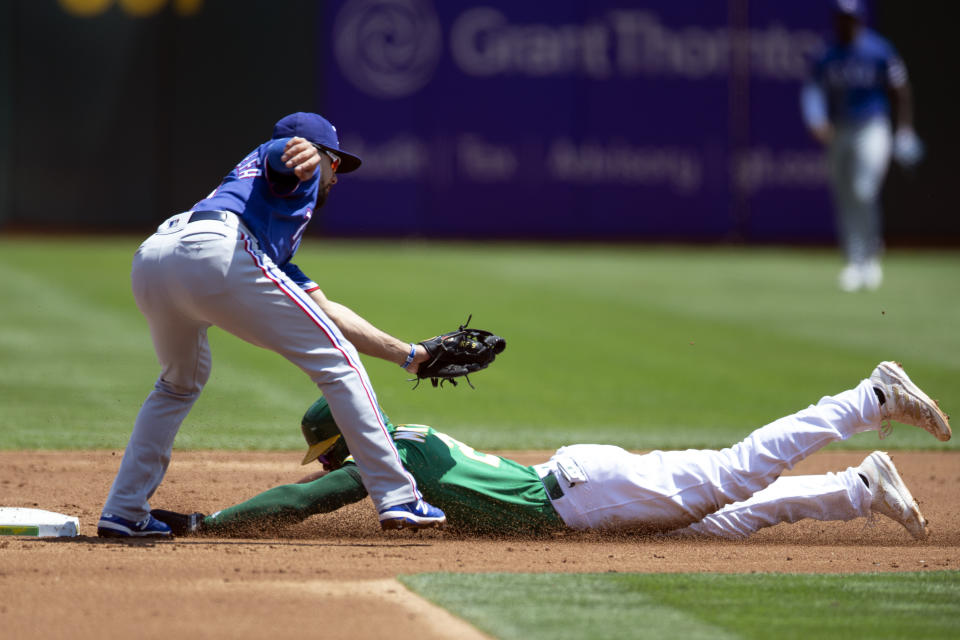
[98,112,445,537]
[155,361,950,541]
[801,0,923,292]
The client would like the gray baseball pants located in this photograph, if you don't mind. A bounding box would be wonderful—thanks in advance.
[102,212,419,521]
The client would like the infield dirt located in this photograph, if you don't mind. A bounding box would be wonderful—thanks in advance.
[2,450,958,639]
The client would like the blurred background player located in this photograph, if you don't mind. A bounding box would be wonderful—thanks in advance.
[801,0,924,292]
[154,362,950,541]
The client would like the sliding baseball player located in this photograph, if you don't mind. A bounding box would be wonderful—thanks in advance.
[154,362,949,540]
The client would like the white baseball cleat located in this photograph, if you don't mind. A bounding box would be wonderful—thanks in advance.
[378,499,446,531]
[857,451,928,540]
[862,259,883,291]
[869,361,951,442]
[838,263,864,292]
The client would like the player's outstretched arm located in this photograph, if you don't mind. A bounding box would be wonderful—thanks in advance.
[890,82,915,130]
[889,82,924,168]
[308,288,429,373]
[203,466,370,535]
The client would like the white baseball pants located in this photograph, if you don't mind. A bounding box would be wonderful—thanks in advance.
[538,379,878,535]
[103,212,419,521]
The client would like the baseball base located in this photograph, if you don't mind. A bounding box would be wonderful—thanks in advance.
[0,507,79,537]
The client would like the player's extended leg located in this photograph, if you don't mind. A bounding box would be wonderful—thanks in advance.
[849,118,892,289]
[544,363,948,532]
[830,130,864,291]
[101,324,211,524]
[100,228,217,535]
[200,229,423,515]
[674,450,927,540]
[673,470,867,539]
[546,381,877,532]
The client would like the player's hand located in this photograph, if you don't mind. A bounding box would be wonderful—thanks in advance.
[281,136,321,181]
[893,127,925,168]
[810,123,834,146]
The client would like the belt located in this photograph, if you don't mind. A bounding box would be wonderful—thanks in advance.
[542,470,564,500]
[189,210,232,224]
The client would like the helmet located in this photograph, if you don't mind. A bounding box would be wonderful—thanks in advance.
[300,397,351,467]
[300,397,391,467]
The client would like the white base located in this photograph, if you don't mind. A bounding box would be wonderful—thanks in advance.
[0,507,80,537]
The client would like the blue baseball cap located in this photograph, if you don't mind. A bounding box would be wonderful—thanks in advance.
[272,112,362,174]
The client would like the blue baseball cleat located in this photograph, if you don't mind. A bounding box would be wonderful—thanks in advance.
[97,512,172,538]
[378,499,446,530]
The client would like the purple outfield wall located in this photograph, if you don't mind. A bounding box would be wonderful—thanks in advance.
[315,0,842,241]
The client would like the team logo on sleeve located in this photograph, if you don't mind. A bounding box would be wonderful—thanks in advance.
[236,151,262,179]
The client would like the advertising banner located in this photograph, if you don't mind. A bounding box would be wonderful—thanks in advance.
[317,0,839,241]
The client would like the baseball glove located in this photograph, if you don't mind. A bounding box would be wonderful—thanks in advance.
[415,315,506,388]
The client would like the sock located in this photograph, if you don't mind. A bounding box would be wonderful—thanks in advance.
[874,387,886,405]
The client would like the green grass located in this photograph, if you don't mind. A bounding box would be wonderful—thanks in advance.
[0,237,958,450]
[400,571,960,640]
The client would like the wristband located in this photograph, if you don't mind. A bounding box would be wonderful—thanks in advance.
[401,343,417,369]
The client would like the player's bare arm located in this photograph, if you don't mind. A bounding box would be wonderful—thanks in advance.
[889,82,923,168]
[307,288,429,373]
[889,82,914,130]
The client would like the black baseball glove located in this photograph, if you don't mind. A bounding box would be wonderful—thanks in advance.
[415,316,506,388]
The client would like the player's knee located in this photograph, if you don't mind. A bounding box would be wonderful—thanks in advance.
[155,360,211,396]
[852,178,880,203]
[153,376,205,399]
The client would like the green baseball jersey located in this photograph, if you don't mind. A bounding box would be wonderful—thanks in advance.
[384,425,563,534]
[205,423,564,535]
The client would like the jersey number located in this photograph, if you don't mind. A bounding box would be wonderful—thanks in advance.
[433,431,502,468]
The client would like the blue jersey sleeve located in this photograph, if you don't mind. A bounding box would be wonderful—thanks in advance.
[193,140,321,272]
[264,138,302,196]
[883,44,908,88]
[264,138,294,175]
[282,261,319,292]
[801,82,828,129]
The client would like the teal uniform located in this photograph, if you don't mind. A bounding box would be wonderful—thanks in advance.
[206,424,564,535]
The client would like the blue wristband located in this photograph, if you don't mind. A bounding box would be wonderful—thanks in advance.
[401,343,417,369]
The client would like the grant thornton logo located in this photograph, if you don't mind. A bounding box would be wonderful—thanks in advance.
[333,0,442,99]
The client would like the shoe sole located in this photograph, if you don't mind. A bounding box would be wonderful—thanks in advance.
[875,362,951,441]
[379,517,446,531]
[97,521,172,538]
[868,452,928,541]
[97,527,172,538]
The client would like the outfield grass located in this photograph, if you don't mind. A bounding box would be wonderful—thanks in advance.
[0,237,957,451]
[400,571,960,640]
